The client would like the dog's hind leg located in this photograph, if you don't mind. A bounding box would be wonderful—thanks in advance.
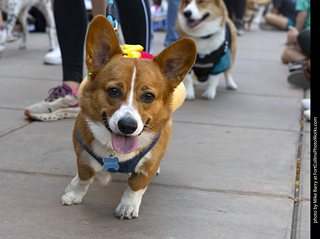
[202,74,220,100]
[18,7,30,50]
[0,7,20,52]
[224,70,238,90]
[35,2,56,51]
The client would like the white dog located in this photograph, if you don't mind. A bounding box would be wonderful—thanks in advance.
[0,0,56,53]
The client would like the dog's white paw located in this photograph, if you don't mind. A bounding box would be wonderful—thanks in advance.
[61,191,84,205]
[115,202,140,219]
[114,187,146,219]
[226,81,238,90]
[201,89,217,100]
[184,75,195,100]
[225,73,238,90]
[19,43,26,50]
[61,174,93,206]
[185,92,196,100]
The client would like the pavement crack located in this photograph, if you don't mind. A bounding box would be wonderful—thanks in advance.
[290,91,306,239]
[173,119,299,133]
[0,168,292,200]
[0,121,31,138]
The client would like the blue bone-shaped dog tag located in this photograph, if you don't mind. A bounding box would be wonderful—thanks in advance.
[103,157,119,171]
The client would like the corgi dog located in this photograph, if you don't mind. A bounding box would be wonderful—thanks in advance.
[61,15,196,220]
[176,0,238,100]
[242,0,259,30]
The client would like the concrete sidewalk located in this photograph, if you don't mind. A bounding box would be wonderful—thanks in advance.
[0,24,310,239]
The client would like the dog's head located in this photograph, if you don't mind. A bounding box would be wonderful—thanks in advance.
[81,15,196,154]
[177,0,228,37]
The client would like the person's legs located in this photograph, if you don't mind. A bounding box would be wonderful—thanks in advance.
[265,13,289,30]
[234,0,246,20]
[25,0,88,121]
[116,0,152,53]
[54,0,88,90]
[223,0,233,19]
[234,0,246,35]
[281,44,306,64]
[164,0,180,47]
[91,0,107,16]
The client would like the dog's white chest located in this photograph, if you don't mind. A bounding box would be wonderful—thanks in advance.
[193,28,225,55]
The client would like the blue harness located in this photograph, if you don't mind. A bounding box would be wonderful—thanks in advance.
[77,130,161,174]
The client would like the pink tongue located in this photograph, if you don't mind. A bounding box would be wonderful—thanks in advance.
[111,133,139,154]
[187,19,202,28]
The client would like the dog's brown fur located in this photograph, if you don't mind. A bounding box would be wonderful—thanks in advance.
[62,15,196,219]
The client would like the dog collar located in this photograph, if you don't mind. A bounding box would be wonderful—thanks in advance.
[77,130,161,174]
[201,33,214,39]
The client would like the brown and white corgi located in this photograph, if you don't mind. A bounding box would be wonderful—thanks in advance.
[176,0,238,100]
[242,0,259,30]
[61,15,196,219]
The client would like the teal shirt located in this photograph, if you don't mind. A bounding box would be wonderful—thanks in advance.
[296,0,310,29]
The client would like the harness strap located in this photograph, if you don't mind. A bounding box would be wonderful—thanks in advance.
[193,22,232,82]
[77,130,161,174]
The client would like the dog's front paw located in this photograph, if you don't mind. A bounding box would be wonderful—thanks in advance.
[184,75,195,100]
[114,187,146,219]
[115,202,140,220]
[201,89,217,100]
[185,92,196,100]
[61,175,93,205]
[61,191,84,205]
[19,43,26,50]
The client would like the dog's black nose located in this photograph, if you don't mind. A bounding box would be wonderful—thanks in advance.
[184,10,192,19]
[118,117,138,135]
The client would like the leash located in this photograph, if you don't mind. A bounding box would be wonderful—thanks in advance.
[106,0,118,31]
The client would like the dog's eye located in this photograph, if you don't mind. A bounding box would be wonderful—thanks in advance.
[141,92,155,103]
[107,87,122,98]
[184,0,189,5]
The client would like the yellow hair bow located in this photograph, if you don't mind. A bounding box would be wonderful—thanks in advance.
[122,44,144,59]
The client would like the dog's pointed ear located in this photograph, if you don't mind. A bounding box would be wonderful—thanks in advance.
[153,38,196,89]
[86,15,122,75]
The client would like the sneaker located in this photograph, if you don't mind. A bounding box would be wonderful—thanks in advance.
[235,20,244,36]
[304,109,310,121]
[44,46,62,65]
[287,70,310,89]
[288,60,306,72]
[259,22,280,31]
[301,98,310,110]
[25,84,80,121]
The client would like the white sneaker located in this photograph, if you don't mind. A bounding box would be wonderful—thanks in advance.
[25,84,80,121]
[301,99,310,110]
[304,110,310,121]
[44,46,62,65]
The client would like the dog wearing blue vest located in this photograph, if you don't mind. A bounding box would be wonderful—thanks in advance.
[61,15,196,220]
[176,0,238,100]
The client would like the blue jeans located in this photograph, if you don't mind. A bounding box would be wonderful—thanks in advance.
[164,0,180,47]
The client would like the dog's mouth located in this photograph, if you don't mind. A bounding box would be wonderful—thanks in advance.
[186,12,210,28]
[103,113,150,154]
